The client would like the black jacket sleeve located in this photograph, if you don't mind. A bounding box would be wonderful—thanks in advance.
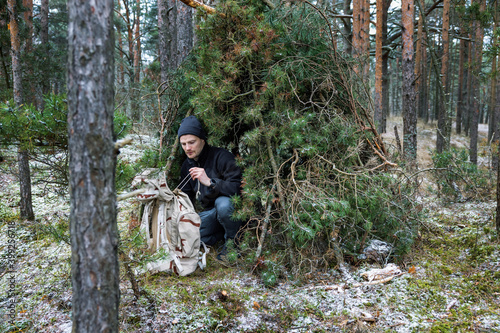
[204,149,242,201]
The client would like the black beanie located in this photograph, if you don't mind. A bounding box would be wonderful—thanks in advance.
[177,115,207,140]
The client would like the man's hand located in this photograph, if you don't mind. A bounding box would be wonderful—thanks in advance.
[189,167,211,187]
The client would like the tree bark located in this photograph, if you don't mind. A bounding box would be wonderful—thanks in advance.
[465,31,473,136]
[402,0,417,168]
[374,0,391,133]
[39,0,50,111]
[352,0,369,75]
[497,150,500,239]
[469,0,486,165]
[67,0,119,331]
[8,0,35,221]
[176,2,193,65]
[416,0,428,122]
[134,0,142,84]
[374,0,384,133]
[456,35,468,135]
[0,43,10,90]
[492,3,499,170]
[489,54,497,142]
[342,0,353,55]
[436,0,451,153]
[380,0,391,133]
[158,0,177,82]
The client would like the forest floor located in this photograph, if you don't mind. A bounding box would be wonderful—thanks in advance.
[0,117,499,333]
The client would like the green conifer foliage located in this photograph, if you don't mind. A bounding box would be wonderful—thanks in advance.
[182,0,420,273]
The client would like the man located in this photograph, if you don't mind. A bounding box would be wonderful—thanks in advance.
[177,115,243,259]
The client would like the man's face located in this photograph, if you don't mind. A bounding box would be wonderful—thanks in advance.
[180,134,205,161]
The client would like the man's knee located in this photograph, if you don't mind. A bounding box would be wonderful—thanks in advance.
[214,196,234,219]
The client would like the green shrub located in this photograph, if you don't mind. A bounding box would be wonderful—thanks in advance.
[431,148,492,201]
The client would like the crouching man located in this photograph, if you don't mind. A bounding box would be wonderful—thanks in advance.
[177,115,243,259]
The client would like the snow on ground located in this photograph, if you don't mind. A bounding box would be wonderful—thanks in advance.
[1,121,499,332]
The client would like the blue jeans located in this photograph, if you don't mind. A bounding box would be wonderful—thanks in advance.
[198,196,241,246]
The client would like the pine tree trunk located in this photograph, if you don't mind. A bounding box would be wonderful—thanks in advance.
[374,0,384,133]
[497,155,500,238]
[67,0,119,331]
[39,0,49,111]
[134,0,142,84]
[381,0,391,133]
[9,0,35,221]
[464,34,473,136]
[456,37,467,135]
[177,3,193,65]
[0,43,10,90]
[492,3,500,170]
[493,55,500,170]
[352,0,368,75]
[417,4,428,123]
[488,49,497,142]
[437,0,451,153]
[402,0,417,168]
[469,0,486,165]
[342,0,353,55]
[158,0,177,82]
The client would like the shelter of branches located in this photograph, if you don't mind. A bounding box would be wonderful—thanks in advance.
[163,0,420,280]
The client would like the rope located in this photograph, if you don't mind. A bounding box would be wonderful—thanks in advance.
[176,173,192,191]
[176,173,201,200]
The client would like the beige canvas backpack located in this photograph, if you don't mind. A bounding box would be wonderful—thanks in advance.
[137,173,207,276]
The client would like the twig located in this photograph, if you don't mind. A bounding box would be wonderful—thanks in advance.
[118,188,146,201]
[303,272,404,291]
[255,199,273,259]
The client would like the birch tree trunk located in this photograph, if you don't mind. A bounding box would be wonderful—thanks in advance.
[67,0,119,330]
[402,0,417,168]
[8,0,35,221]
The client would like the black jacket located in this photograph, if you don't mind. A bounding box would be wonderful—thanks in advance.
[179,143,242,210]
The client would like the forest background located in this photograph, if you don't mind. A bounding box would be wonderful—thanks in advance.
[0,0,499,331]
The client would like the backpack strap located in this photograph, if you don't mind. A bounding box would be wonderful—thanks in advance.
[198,241,209,270]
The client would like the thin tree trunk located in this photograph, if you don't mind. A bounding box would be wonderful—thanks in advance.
[343,0,353,55]
[67,0,119,331]
[456,36,467,135]
[374,0,384,133]
[352,0,369,75]
[497,152,500,238]
[9,0,34,221]
[0,43,10,90]
[402,0,417,168]
[39,0,49,110]
[492,1,499,170]
[465,33,473,136]
[437,0,451,152]
[496,54,500,238]
[134,0,141,84]
[469,0,486,165]
[381,0,391,133]
[489,53,497,142]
